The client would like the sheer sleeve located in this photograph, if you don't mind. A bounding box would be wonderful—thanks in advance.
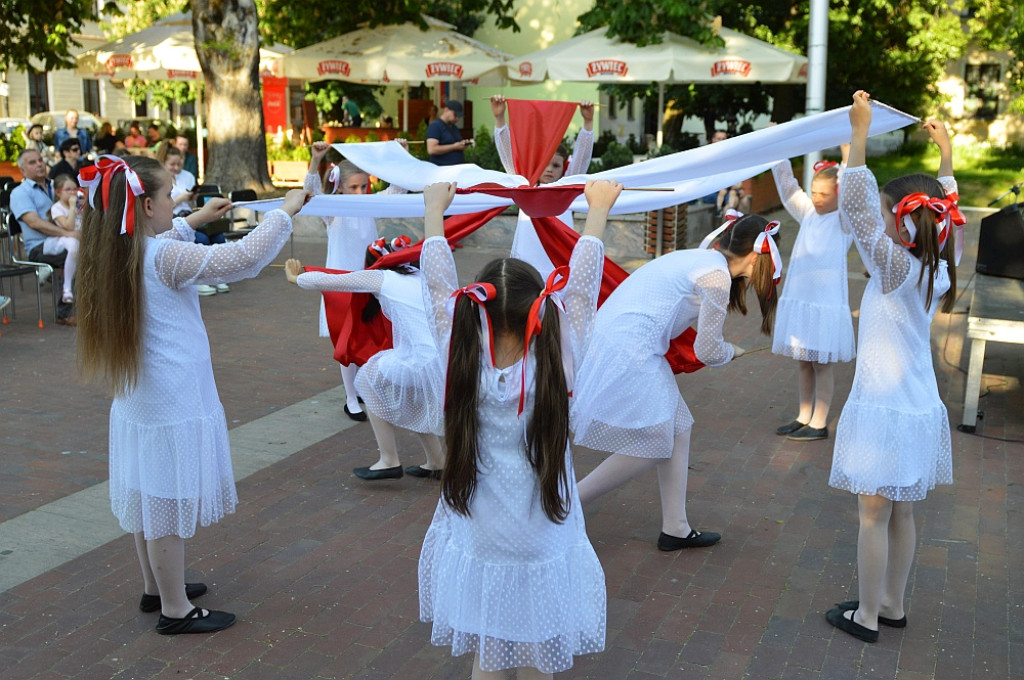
[381,183,408,196]
[295,269,384,295]
[304,171,323,196]
[771,159,814,222]
[154,209,293,289]
[839,165,910,294]
[421,236,459,354]
[155,216,196,242]
[692,268,735,367]
[493,125,515,174]
[938,175,958,198]
[566,128,594,176]
[558,235,603,358]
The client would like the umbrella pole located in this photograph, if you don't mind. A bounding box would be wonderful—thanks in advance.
[196,83,206,184]
[657,82,665,149]
[403,83,409,133]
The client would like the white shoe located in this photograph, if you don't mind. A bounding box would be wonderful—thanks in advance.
[216,283,230,293]
[197,284,217,296]
[0,295,10,311]
[37,268,51,285]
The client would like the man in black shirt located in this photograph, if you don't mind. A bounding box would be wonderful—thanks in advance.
[426,100,470,166]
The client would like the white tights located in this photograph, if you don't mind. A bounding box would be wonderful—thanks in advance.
[134,533,201,619]
[850,495,915,630]
[366,410,444,471]
[578,430,695,537]
[339,363,362,414]
[796,360,834,429]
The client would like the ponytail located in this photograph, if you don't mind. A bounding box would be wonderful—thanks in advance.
[716,214,780,335]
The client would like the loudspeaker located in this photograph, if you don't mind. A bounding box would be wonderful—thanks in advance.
[976,202,1024,280]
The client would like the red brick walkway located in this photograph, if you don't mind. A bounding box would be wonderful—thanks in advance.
[0,215,1020,679]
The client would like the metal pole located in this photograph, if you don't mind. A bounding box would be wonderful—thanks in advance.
[196,83,205,184]
[403,83,409,132]
[803,0,828,189]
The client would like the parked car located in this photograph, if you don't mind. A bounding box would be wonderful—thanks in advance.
[29,111,107,144]
[0,117,32,138]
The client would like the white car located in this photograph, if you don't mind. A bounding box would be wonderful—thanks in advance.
[0,117,31,138]
[29,111,106,143]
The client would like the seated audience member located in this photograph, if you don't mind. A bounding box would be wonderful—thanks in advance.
[174,135,200,177]
[124,122,147,148]
[49,138,90,180]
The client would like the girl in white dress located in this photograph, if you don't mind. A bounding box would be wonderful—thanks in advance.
[825,91,959,643]
[770,146,855,441]
[284,239,446,481]
[305,141,407,421]
[490,95,595,280]
[76,154,306,635]
[418,181,619,678]
[572,213,783,551]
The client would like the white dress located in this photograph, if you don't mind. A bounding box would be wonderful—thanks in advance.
[295,268,445,435]
[572,249,736,458]
[417,235,606,674]
[304,172,380,338]
[770,160,856,363]
[829,166,954,501]
[109,211,293,540]
[495,125,595,281]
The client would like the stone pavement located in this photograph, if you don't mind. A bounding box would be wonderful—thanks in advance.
[0,208,1020,679]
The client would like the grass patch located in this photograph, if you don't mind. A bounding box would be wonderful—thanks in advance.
[869,143,1024,208]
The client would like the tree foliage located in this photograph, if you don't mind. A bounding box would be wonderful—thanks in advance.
[963,1,1024,113]
[0,0,120,73]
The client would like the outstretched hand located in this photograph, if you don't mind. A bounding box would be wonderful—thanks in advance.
[311,141,329,163]
[284,258,303,284]
[423,182,457,239]
[849,90,872,133]
[490,94,508,121]
[579,100,595,128]
[189,197,231,225]
[280,189,310,217]
[922,120,951,151]
[584,179,623,212]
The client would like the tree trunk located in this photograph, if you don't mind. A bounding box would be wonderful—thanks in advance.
[193,0,273,193]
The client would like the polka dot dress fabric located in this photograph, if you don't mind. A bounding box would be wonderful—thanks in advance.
[829,167,954,501]
[770,160,856,364]
[572,249,736,458]
[296,268,445,435]
[417,236,607,673]
[109,213,293,540]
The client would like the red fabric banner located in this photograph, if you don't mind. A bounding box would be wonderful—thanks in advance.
[506,99,578,186]
[456,183,586,218]
[315,206,507,365]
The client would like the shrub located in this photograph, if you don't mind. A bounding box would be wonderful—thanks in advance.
[599,141,634,171]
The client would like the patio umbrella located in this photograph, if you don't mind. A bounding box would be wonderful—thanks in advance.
[75,12,292,178]
[281,16,512,131]
[507,26,808,144]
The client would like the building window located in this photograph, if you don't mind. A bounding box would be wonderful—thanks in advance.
[134,99,148,118]
[626,97,635,121]
[607,95,618,120]
[28,72,48,115]
[83,79,101,115]
[964,64,1000,119]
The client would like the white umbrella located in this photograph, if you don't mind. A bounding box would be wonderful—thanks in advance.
[281,16,511,131]
[508,26,807,144]
[76,12,292,179]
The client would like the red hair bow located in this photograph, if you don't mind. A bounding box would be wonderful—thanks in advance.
[367,238,389,261]
[813,160,838,173]
[445,282,498,409]
[77,155,146,237]
[390,234,411,250]
[520,265,570,415]
[892,192,966,257]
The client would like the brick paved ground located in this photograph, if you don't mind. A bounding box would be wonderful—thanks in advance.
[0,208,1020,679]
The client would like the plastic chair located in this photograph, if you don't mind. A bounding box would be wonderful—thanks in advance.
[0,214,46,328]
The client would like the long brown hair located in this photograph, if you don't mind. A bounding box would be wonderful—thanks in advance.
[712,214,779,335]
[881,173,957,313]
[442,258,571,523]
[77,156,166,395]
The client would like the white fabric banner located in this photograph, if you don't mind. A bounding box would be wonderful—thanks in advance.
[236,101,916,219]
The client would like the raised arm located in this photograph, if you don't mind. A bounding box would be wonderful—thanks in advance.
[295,268,385,295]
[770,158,815,222]
[842,91,910,292]
[923,120,953,180]
[564,101,595,176]
[490,96,516,174]
[420,183,460,353]
[305,141,329,195]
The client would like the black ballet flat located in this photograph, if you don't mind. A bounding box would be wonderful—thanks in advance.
[156,607,236,635]
[657,529,721,551]
[344,404,368,422]
[353,465,403,480]
[835,600,907,628]
[787,425,828,441]
[826,607,878,642]
[776,420,807,436]
[405,465,442,480]
[139,583,208,613]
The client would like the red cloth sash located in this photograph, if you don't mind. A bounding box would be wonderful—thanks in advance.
[456,183,586,218]
[507,99,579,185]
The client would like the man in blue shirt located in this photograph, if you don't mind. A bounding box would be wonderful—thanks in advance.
[53,110,93,156]
[426,101,470,166]
[10,149,80,323]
